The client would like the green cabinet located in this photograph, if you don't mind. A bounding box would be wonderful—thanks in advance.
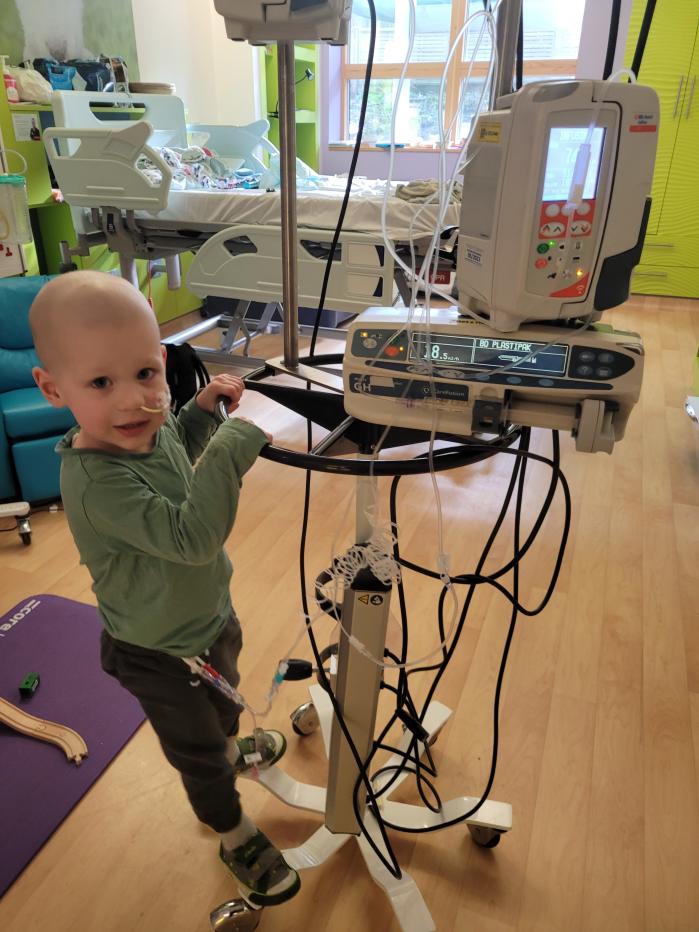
[625,1,699,297]
[260,43,320,170]
[0,93,201,322]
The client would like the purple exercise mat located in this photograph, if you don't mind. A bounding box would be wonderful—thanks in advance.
[0,595,145,897]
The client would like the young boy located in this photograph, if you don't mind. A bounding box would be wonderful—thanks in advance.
[30,270,300,907]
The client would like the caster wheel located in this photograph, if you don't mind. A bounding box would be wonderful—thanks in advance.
[468,825,503,848]
[210,898,262,931]
[20,531,31,547]
[290,700,319,736]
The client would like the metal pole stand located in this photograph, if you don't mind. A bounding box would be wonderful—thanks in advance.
[245,473,512,932]
[209,19,516,926]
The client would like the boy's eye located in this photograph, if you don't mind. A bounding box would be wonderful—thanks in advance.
[91,377,110,389]
[137,368,155,380]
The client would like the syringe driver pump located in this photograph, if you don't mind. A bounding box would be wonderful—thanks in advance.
[344,79,659,453]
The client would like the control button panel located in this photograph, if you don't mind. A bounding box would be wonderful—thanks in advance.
[352,329,408,360]
[568,345,634,380]
[538,199,596,238]
[540,221,566,237]
[529,198,597,298]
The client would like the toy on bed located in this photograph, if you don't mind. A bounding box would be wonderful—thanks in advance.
[137,144,262,192]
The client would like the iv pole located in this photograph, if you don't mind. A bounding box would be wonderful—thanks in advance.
[211,3,523,929]
[277,40,300,370]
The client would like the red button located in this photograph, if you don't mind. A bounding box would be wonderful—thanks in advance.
[535,258,547,269]
[384,345,400,357]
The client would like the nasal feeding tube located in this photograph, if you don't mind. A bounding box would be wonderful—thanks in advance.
[140,386,172,414]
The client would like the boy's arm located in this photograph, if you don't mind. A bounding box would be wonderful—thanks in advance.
[172,395,218,463]
[82,419,268,564]
[174,374,246,463]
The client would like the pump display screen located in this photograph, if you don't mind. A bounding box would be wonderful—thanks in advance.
[410,334,569,375]
[542,126,605,201]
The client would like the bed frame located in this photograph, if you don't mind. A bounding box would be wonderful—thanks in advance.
[43,91,455,366]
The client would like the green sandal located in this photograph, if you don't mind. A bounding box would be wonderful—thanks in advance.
[220,831,301,907]
[232,730,286,776]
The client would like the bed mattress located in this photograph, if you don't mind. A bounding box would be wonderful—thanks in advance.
[135,177,461,242]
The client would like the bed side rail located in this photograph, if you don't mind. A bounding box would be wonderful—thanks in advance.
[187,224,396,314]
[43,121,173,214]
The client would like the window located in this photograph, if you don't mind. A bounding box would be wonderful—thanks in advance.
[343,0,587,147]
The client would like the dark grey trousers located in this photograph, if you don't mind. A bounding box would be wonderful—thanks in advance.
[100,614,244,833]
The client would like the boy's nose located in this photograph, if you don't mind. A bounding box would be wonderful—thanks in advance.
[116,384,148,411]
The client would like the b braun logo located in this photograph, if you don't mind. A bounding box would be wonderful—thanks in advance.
[0,598,42,637]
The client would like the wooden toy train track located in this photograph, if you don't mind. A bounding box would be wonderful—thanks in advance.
[0,697,88,764]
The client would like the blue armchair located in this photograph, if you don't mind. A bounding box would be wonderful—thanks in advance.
[0,276,76,504]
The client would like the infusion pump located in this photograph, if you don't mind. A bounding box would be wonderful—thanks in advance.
[343,80,656,450]
[343,308,643,454]
[457,80,659,332]
[213,0,352,44]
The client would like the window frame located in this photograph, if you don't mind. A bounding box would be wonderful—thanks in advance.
[340,0,578,149]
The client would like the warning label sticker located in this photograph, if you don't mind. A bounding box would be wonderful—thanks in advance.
[478,122,501,143]
[630,112,657,132]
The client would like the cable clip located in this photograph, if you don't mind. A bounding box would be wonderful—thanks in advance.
[281,659,313,681]
[396,708,430,743]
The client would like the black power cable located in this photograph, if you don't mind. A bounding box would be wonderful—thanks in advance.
[630,0,657,80]
[372,433,569,836]
[365,435,529,803]
[270,68,314,118]
[301,431,570,866]
[515,3,524,90]
[307,0,377,360]
[603,0,623,80]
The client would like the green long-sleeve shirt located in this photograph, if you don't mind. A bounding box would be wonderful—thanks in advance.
[57,398,268,657]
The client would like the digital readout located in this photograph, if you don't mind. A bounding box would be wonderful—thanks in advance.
[410,335,569,375]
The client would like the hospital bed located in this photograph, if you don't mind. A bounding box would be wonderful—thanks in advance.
[43,91,460,360]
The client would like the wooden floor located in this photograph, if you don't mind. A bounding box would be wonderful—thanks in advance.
[1,295,698,932]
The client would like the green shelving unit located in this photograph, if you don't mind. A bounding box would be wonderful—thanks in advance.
[0,93,202,322]
[261,43,320,170]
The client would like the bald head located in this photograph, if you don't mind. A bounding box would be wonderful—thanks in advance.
[30,271,160,373]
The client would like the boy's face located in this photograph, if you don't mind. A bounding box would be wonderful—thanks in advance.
[35,312,169,454]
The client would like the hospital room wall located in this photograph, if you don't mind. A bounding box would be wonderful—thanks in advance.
[130,0,261,127]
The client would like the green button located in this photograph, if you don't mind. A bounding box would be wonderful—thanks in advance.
[537,243,549,254]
